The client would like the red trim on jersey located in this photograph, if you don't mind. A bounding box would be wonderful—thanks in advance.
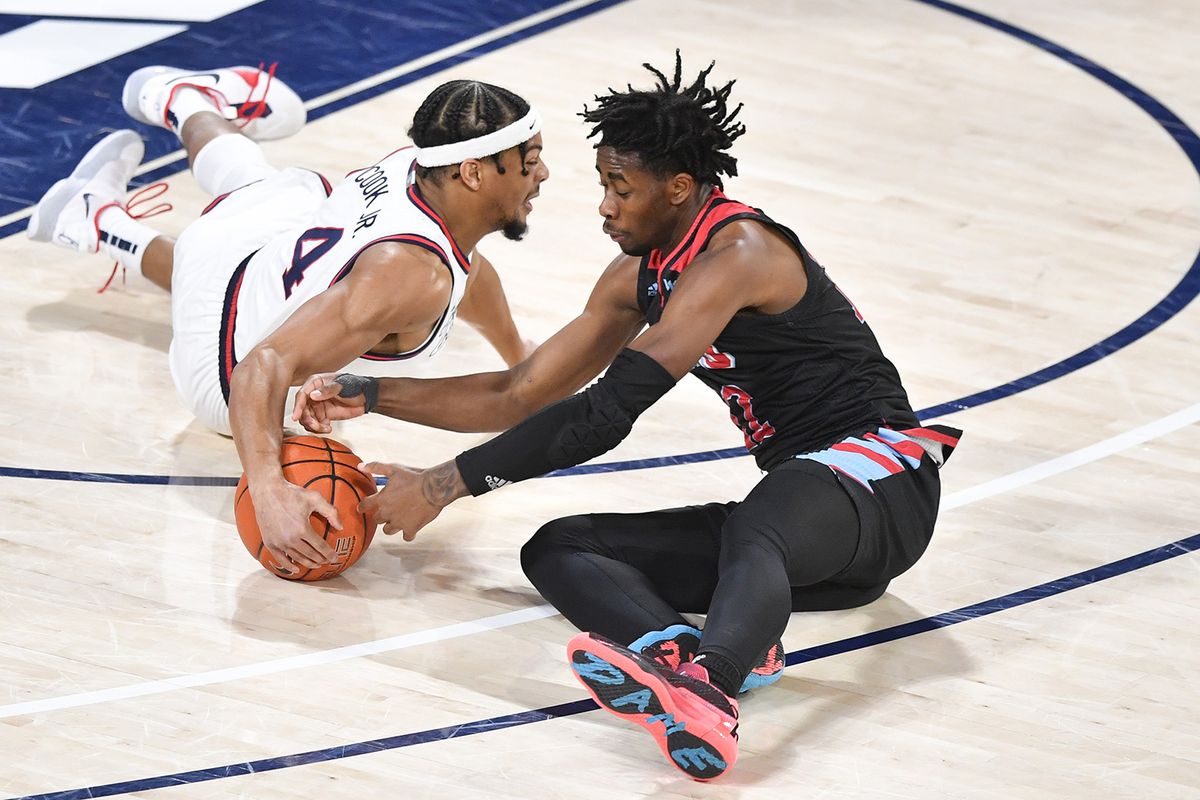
[305,169,333,196]
[201,191,232,216]
[831,442,904,474]
[200,178,264,216]
[865,432,926,461]
[222,272,244,388]
[900,427,960,447]
[406,184,471,273]
[217,254,253,402]
[656,189,727,268]
[645,189,763,307]
[324,233,455,362]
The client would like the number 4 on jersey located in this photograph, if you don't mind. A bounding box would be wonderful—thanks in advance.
[282,227,343,297]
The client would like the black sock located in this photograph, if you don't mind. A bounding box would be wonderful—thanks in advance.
[692,650,742,698]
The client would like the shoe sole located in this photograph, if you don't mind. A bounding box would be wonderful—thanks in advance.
[27,129,144,242]
[739,668,783,692]
[568,634,735,781]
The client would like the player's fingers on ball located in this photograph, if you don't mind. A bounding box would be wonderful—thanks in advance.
[359,461,390,480]
[382,520,401,536]
[295,537,332,565]
[314,497,342,531]
[358,496,382,521]
[267,547,297,574]
[290,548,323,569]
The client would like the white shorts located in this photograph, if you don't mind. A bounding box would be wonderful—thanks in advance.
[168,167,329,434]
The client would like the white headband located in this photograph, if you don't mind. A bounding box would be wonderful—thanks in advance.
[414,108,543,168]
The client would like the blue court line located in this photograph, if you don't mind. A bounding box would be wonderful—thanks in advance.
[2,7,1193,797]
[11,530,1198,800]
[2,0,1198,486]
[911,0,1200,420]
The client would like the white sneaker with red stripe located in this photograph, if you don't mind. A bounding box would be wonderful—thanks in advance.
[122,65,306,140]
[27,130,144,251]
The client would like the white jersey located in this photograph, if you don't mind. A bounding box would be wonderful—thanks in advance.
[168,146,476,434]
[226,147,471,377]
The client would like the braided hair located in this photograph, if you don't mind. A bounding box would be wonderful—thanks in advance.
[408,80,532,182]
[580,51,746,189]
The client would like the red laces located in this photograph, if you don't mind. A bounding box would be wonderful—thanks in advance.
[237,61,278,128]
[98,182,173,294]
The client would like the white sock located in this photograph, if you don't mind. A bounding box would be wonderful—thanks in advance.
[191,133,277,196]
[96,206,159,271]
[166,86,226,136]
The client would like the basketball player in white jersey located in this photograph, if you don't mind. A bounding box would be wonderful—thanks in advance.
[27,65,549,572]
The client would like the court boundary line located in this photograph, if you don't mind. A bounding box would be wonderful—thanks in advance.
[4,1,1200,797]
[1,0,1198,485]
[11,531,1197,800]
[4,401,1196,717]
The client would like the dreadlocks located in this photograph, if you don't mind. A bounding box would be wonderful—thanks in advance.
[408,80,532,182]
[580,51,746,189]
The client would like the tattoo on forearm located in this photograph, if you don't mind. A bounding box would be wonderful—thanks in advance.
[422,461,469,507]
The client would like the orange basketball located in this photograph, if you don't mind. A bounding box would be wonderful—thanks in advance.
[234,435,378,581]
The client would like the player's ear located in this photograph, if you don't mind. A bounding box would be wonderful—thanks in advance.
[458,159,484,190]
[667,172,694,207]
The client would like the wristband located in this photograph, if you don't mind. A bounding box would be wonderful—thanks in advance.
[334,373,379,413]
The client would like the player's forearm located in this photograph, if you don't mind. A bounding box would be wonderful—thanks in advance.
[458,264,526,367]
[474,315,525,368]
[373,370,539,433]
[228,347,291,485]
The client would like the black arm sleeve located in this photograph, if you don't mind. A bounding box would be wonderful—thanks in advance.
[455,348,677,495]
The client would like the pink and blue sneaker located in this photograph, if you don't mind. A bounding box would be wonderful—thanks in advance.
[568,631,739,781]
[630,624,786,693]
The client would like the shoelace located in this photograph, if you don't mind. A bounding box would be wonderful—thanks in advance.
[97,182,173,294]
[237,61,278,128]
[160,61,278,130]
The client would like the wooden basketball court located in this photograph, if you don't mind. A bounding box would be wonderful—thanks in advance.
[1,0,1197,796]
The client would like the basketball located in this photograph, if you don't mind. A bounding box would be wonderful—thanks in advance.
[234,436,378,581]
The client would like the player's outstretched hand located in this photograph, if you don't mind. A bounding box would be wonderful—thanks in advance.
[357,462,443,542]
[254,478,341,572]
[292,372,367,433]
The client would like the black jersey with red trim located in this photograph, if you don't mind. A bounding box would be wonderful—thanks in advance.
[638,189,920,470]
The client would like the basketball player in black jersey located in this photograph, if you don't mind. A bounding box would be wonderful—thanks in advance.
[292,53,962,781]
